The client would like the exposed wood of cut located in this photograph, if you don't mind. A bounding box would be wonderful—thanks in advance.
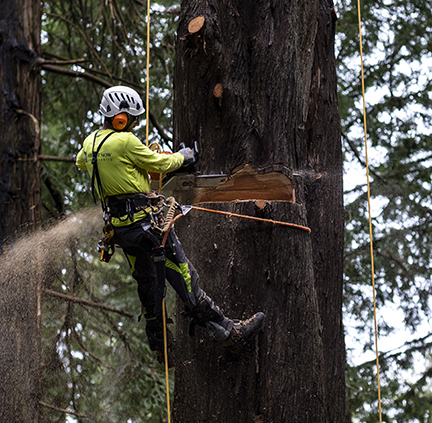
[194,164,295,203]
[188,16,205,34]
[213,83,223,98]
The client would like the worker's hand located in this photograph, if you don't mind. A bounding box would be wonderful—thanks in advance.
[178,147,195,165]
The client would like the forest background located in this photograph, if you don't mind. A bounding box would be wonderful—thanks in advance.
[4,0,432,421]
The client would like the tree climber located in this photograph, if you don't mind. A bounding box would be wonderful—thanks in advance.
[76,86,265,365]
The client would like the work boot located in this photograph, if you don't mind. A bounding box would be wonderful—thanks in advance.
[184,294,234,341]
[222,312,266,348]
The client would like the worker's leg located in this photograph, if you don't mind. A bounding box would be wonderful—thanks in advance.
[113,220,174,363]
[122,241,171,354]
[117,222,264,349]
[164,230,265,344]
[123,242,156,317]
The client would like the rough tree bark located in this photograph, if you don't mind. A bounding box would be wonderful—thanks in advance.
[304,1,345,420]
[172,1,343,422]
[0,0,42,243]
[0,0,42,421]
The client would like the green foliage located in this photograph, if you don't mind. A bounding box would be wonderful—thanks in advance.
[41,217,176,422]
[38,0,432,420]
[337,0,432,421]
[40,0,179,218]
[39,1,179,420]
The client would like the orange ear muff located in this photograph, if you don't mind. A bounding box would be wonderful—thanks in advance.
[112,113,128,131]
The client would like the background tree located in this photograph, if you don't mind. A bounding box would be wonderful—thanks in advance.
[2,0,432,421]
[0,0,42,241]
[336,0,432,421]
[2,0,180,421]
[0,0,43,421]
[172,0,343,421]
[35,1,182,421]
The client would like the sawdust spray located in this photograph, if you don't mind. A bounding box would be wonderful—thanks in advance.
[0,207,103,419]
[0,207,102,290]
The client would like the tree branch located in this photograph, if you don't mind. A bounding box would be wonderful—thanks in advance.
[342,131,387,184]
[45,12,113,78]
[44,289,135,318]
[39,401,90,418]
[41,63,112,87]
[72,327,102,363]
[42,172,65,216]
[375,249,409,273]
[42,58,89,66]
[39,155,75,162]
[41,51,142,90]
[41,63,172,143]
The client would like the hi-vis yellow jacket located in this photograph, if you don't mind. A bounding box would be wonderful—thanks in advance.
[76,129,184,226]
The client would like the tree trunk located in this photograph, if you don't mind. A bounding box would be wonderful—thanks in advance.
[304,2,345,421]
[174,202,325,422]
[0,0,42,244]
[172,0,343,422]
[0,0,42,421]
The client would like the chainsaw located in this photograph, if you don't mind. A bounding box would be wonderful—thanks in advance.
[149,141,227,204]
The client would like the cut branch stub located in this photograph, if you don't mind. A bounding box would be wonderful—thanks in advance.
[213,83,223,98]
[188,16,205,34]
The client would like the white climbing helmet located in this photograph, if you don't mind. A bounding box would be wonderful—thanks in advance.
[99,86,144,118]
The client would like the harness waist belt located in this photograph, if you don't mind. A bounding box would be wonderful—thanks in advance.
[106,193,157,218]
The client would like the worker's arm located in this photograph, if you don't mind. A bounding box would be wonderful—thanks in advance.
[76,146,87,170]
[125,134,185,173]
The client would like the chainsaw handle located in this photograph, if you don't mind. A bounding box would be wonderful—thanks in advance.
[178,141,199,164]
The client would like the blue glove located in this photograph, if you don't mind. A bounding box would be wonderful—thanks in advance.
[178,147,195,165]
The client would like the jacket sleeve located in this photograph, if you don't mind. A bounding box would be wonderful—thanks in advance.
[76,146,87,170]
[125,134,185,173]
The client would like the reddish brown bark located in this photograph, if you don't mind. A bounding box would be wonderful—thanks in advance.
[0,0,42,243]
[0,0,43,421]
[173,0,343,422]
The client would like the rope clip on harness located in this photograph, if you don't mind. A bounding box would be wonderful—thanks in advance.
[98,222,115,262]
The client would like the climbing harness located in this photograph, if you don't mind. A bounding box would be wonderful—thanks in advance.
[357,0,382,420]
[106,193,163,223]
[90,129,115,210]
[98,223,115,263]
[96,192,165,261]
[89,129,120,263]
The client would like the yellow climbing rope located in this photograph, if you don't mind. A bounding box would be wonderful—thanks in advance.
[357,0,382,420]
[145,3,171,422]
[148,142,164,193]
[145,0,151,148]
[161,297,171,423]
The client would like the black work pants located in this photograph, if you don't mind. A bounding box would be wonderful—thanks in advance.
[113,218,203,319]
[113,218,233,349]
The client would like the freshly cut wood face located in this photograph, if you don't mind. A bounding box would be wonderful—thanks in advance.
[213,83,223,98]
[188,16,205,34]
[194,164,295,203]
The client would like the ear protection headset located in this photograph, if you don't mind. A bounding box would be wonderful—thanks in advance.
[112,113,129,131]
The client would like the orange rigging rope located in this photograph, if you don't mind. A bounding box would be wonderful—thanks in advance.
[191,206,311,233]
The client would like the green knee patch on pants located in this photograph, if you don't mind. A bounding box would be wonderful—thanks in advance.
[166,259,192,292]
[126,254,137,274]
